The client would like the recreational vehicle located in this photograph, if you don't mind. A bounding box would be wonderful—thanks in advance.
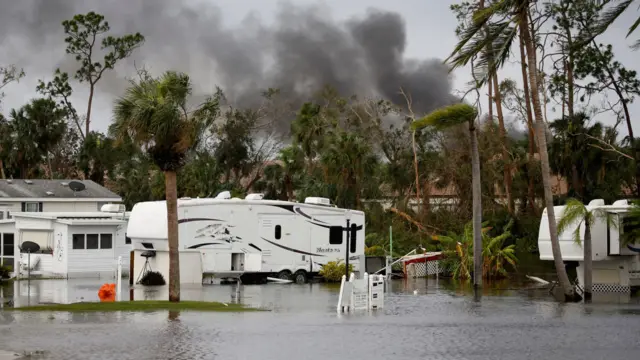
[538,199,640,293]
[126,192,366,284]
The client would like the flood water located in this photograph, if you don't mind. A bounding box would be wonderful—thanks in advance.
[1,278,640,360]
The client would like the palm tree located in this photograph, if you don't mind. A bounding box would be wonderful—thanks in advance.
[557,198,616,301]
[412,103,483,288]
[110,71,220,302]
[581,0,640,49]
[446,0,579,301]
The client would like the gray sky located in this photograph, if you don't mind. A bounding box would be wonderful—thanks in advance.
[0,0,638,138]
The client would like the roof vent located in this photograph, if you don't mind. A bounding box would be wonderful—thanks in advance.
[215,191,231,200]
[24,180,33,185]
[61,182,69,187]
[245,193,264,200]
[46,191,54,196]
[612,199,629,207]
[6,179,12,184]
[304,197,332,206]
[588,199,605,207]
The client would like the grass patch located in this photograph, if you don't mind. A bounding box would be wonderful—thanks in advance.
[5,300,265,313]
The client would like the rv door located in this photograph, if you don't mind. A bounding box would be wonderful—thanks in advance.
[258,214,296,271]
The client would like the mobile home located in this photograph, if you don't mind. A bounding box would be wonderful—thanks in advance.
[126,193,366,284]
[538,199,640,293]
[11,205,130,279]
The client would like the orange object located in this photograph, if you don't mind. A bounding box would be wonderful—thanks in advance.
[98,283,116,302]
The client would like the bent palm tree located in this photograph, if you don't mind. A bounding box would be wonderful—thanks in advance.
[110,71,220,302]
[557,198,616,301]
[412,103,483,288]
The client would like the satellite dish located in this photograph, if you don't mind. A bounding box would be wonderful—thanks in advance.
[68,180,86,194]
[20,241,40,253]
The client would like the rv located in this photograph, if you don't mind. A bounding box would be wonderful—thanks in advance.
[126,192,366,284]
[538,199,640,292]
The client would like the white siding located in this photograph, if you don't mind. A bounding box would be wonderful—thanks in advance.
[66,225,118,278]
[43,202,102,212]
[52,223,68,275]
[114,223,131,274]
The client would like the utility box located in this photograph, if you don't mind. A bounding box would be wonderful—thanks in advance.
[369,274,385,309]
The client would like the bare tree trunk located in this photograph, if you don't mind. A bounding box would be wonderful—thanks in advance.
[86,85,94,137]
[520,8,577,301]
[519,32,537,215]
[0,159,5,179]
[470,120,483,289]
[584,216,592,301]
[412,131,422,219]
[164,170,181,302]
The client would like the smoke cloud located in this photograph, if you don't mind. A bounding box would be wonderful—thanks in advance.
[0,0,458,135]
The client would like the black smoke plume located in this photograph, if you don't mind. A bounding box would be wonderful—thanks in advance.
[0,0,458,134]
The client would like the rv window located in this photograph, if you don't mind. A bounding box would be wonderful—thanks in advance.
[100,234,113,249]
[72,234,85,250]
[275,225,282,240]
[350,223,357,253]
[329,226,343,245]
[86,234,99,249]
[125,236,131,245]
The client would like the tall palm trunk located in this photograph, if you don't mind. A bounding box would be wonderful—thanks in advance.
[584,216,592,301]
[520,32,537,215]
[520,7,576,301]
[469,120,483,289]
[165,170,181,302]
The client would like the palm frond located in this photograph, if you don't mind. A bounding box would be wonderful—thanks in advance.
[580,0,634,44]
[412,103,477,131]
[557,198,588,236]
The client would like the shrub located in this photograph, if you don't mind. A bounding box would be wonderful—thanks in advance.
[319,260,354,282]
[0,264,12,279]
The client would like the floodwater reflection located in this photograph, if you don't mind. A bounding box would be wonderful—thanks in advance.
[1,278,640,360]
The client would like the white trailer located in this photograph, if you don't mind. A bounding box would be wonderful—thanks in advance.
[126,192,366,284]
[538,199,640,293]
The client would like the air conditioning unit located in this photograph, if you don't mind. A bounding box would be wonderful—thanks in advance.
[304,197,332,206]
[245,193,264,200]
[101,204,126,213]
[215,191,231,200]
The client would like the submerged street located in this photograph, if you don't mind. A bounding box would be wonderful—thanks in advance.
[1,279,640,360]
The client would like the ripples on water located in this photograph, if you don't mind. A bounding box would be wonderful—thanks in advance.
[1,279,640,360]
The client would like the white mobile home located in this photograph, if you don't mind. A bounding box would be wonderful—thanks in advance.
[538,199,640,292]
[11,206,130,279]
[126,193,366,284]
[0,179,122,270]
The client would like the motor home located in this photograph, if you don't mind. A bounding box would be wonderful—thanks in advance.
[126,192,366,284]
[538,199,640,293]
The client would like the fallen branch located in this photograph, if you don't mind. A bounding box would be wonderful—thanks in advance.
[387,207,442,234]
[574,132,634,161]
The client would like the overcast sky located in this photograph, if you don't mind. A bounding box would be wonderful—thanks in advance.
[0,0,638,138]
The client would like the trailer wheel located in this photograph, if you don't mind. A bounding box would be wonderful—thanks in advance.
[293,270,308,284]
[276,270,292,281]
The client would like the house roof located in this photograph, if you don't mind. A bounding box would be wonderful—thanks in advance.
[0,179,121,200]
